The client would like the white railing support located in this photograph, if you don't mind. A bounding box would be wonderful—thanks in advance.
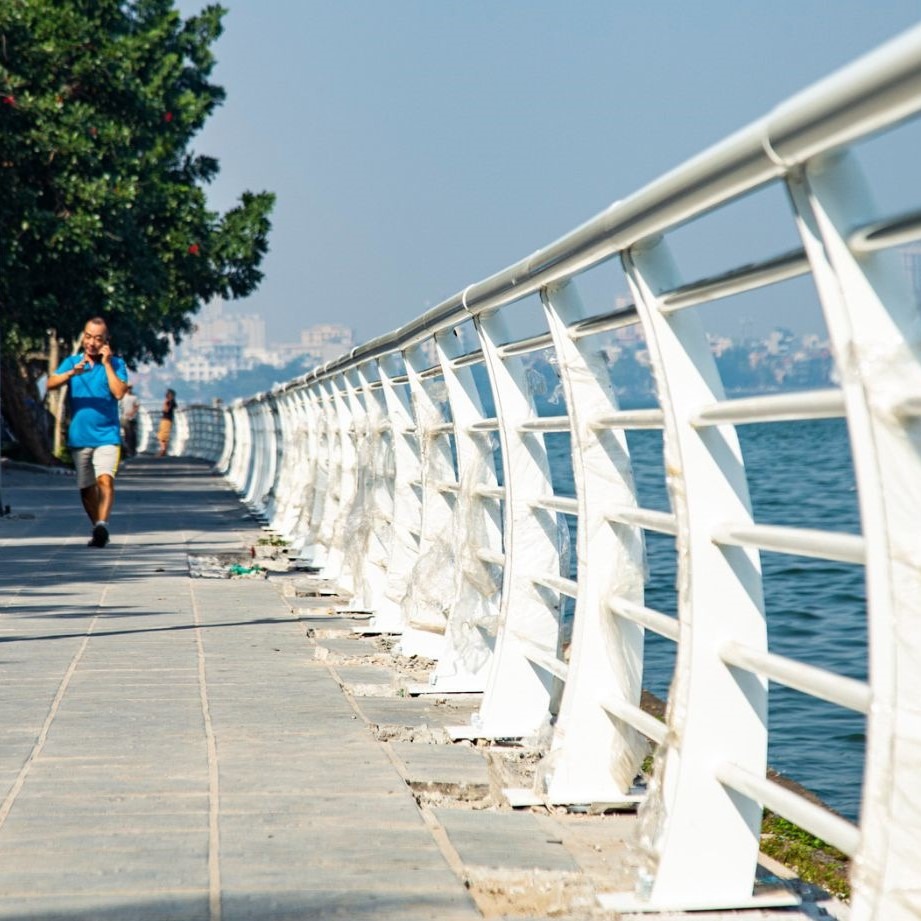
[536,278,647,804]
[415,328,502,692]
[787,149,921,921]
[620,235,769,911]
[466,309,562,739]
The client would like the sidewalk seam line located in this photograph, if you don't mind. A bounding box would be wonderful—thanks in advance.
[0,597,106,830]
[188,576,223,921]
[321,660,472,886]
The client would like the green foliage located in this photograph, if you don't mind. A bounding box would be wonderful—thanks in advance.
[0,0,275,366]
[760,812,850,900]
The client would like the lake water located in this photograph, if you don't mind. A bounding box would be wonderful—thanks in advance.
[547,418,866,821]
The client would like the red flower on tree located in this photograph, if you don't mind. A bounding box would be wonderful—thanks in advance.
[163,111,173,123]
[187,243,200,255]
[1,95,16,107]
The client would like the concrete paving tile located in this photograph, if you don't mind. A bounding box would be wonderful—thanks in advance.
[219,889,479,921]
[0,891,210,921]
[314,637,382,658]
[354,695,482,729]
[335,665,395,686]
[389,740,491,787]
[433,808,579,871]
[218,792,423,823]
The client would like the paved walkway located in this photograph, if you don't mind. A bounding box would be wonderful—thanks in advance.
[0,457,832,921]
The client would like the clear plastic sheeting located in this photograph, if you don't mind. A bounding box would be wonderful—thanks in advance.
[340,418,392,609]
[400,535,454,634]
[399,381,456,635]
[456,453,503,604]
[438,453,503,675]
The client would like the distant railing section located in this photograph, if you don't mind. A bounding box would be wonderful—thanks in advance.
[176,25,921,919]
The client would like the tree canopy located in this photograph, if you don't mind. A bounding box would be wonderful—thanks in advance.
[0,0,274,460]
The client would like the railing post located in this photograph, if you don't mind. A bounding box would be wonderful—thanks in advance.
[215,404,234,475]
[538,278,648,804]
[465,309,562,739]
[787,150,921,921]
[295,385,329,566]
[322,376,359,591]
[336,365,378,609]
[414,327,503,693]
[617,236,768,911]
[272,389,307,540]
[371,352,422,635]
[306,383,335,571]
[226,401,253,497]
[396,341,456,659]
[348,362,402,621]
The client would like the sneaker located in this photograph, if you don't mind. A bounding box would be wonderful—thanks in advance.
[89,523,109,548]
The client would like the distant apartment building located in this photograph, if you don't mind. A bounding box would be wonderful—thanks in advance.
[298,324,353,364]
[174,300,264,381]
[168,300,354,382]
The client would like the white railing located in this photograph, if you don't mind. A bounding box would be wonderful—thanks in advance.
[175,25,921,920]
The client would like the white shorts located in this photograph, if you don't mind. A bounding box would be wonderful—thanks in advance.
[73,445,120,489]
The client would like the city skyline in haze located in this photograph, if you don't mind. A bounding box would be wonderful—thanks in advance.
[175,1,921,348]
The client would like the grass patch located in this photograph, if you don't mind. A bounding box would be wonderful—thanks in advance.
[256,536,287,547]
[760,812,850,900]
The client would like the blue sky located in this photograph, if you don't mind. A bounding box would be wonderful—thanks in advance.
[177,1,921,344]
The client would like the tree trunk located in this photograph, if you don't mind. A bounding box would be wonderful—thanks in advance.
[0,354,56,466]
[48,331,65,456]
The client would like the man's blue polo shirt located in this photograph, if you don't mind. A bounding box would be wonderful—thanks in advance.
[55,354,128,448]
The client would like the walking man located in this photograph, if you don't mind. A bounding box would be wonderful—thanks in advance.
[47,317,129,547]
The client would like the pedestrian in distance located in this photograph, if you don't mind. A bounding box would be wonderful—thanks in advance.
[157,388,177,457]
[120,383,140,458]
[47,317,129,548]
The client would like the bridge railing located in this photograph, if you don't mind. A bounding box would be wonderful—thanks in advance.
[176,24,921,919]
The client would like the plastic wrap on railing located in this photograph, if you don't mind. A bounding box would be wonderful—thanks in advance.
[438,449,504,673]
[456,444,503,605]
[340,416,392,607]
[398,384,455,635]
[400,535,454,634]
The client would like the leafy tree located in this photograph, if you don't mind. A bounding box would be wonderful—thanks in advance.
[0,0,274,462]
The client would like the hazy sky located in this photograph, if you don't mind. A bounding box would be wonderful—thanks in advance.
[176,1,921,345]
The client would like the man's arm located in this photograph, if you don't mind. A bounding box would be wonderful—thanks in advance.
[47,356,84,391]
[99,346,128,400]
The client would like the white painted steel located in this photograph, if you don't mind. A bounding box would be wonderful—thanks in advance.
[471,310,563,739]
[173,25,921,918]
[712,522,865,565]
[659,248,810,312]
[716,762,861,857]
[589,408,664,430]
[692,388,846,426]
[419,328,503,693]
[720,640,872,714]
[531,573,578,599]
[371,352,423,634]
[537,279,648,805]
[787,148,921,921]
[606,505,678,536]
[516,638,569,682]
[624,237,769,908]
[395,342,457,659]
[600,696,668,746]
[606,598,680,643]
